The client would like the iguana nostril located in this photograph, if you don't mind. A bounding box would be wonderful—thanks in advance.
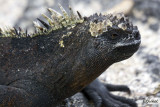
[134,31,140,39]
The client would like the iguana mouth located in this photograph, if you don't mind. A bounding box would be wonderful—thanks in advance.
[115,39,141,47]
[115,39,141,54]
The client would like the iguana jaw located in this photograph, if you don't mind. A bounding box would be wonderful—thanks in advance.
[115,40,140,56]
[110,33,141,62]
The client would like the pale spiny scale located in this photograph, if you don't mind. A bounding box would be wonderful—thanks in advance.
[3,27,16,37]
[33,21,41,29]
[33,21,46,32]
[0,28,6,37]
[116,13,122,20]
[8,27,19,37]
[50,16,61,30]
[4,27,11,37]
[47,8,62,28]
[47,8,63,29]
[58,4,69,22]
[69,6,76,20]
[58,4,71,27]
[19,28,27,37]
[47,8,62,16]
[118,23,127,30]
[9,28,16,36]
[54,15,63,29]
[41,14,54,26]
[68,6,80,26]
[47,5,84,30]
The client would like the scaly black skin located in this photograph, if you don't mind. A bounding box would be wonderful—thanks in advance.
[0,13,141,107]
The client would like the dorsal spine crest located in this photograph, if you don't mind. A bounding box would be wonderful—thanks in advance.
[0,5,84,38]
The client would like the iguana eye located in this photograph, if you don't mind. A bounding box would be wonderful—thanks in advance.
[111,33,119,39]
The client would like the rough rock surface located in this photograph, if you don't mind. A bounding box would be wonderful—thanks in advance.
[0,0,160,106]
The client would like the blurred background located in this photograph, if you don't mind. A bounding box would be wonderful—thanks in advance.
[0,0,160,106]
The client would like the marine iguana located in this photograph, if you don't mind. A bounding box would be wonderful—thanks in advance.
[0,4,141,107]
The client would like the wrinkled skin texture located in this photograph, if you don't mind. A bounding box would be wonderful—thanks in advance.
[0,13,140,107]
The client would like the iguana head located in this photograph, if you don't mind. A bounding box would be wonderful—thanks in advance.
[82,13,141,63]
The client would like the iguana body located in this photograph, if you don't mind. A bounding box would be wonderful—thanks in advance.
[0,5,141,107]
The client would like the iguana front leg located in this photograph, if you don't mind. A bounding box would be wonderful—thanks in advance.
[82,79,137,107]
[0,85,32,107]
[0,80,55,107]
